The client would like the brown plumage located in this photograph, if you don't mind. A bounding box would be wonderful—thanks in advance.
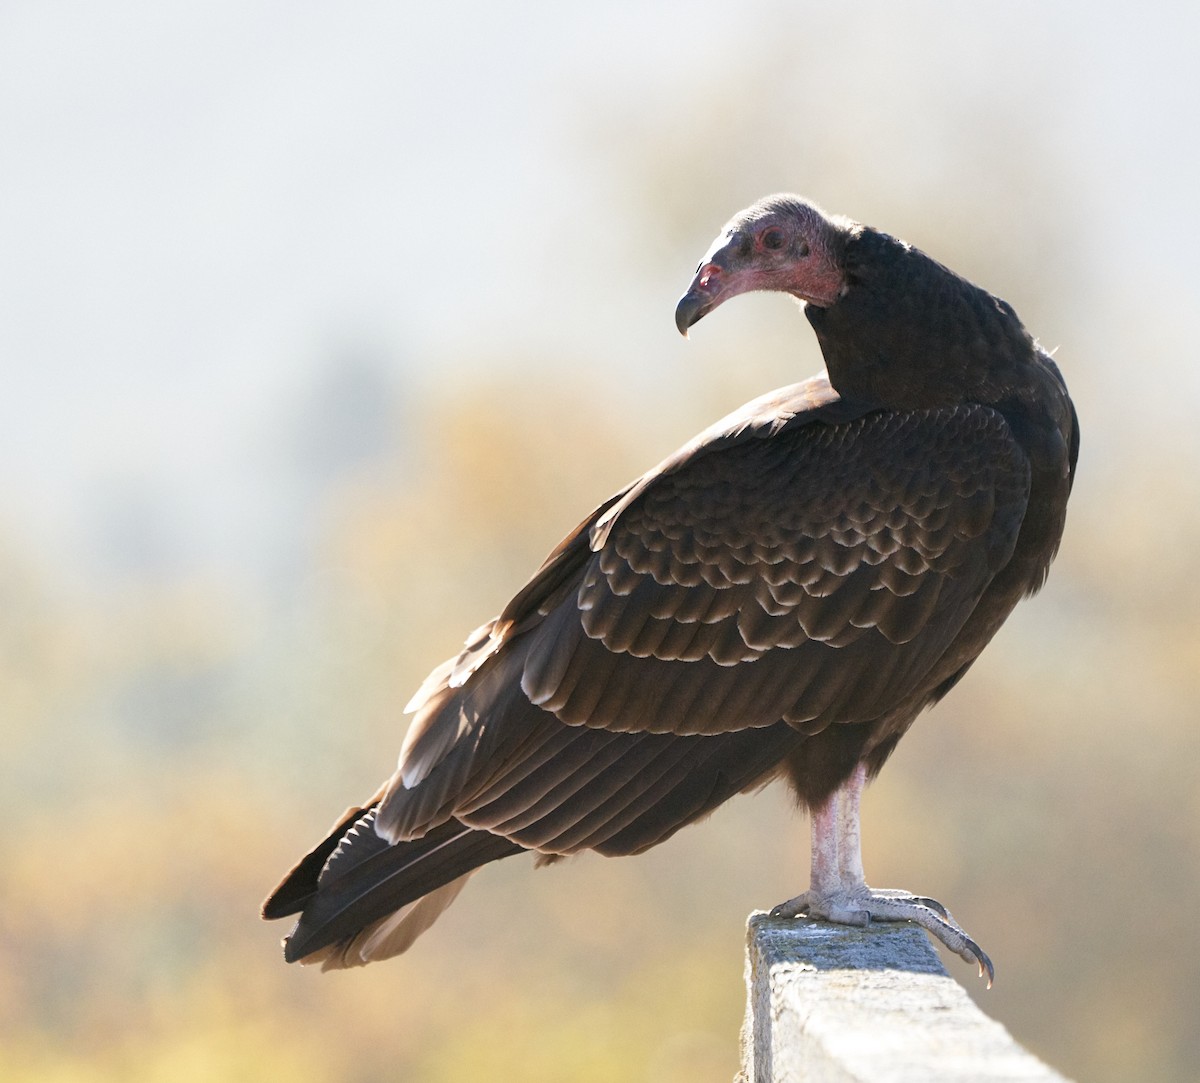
[263,195,1078,979]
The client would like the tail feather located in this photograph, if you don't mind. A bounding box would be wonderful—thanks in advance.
[276,810,522,965]
[261,803,374,920]
[303,876,474,970]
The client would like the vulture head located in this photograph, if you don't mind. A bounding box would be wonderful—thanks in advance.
[675,195,849,336]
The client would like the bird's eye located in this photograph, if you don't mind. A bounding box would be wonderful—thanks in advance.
[761,227,785,250]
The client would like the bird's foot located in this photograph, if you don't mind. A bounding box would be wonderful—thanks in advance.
[769,888,993,987]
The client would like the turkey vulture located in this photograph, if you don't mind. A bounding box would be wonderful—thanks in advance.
[263,195,1078,984]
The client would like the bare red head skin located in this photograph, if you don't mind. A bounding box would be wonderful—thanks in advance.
[674,195,850,337]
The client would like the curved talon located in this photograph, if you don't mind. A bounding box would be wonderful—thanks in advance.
[966,942,995,988]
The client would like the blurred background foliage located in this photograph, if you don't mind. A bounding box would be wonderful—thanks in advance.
[1,2,1198,1081]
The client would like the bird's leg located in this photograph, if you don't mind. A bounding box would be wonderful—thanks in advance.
[835,762,945,915]
[771,763,994,986]
[833,763,945,916]
[805,783,846,899]
[770,773,868,926]
[835,760,867,887]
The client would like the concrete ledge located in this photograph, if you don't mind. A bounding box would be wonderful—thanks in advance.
[738,912,1070,1083]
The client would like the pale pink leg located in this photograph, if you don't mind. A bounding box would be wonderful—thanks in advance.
[808,783,842,896]
[770,763,994,986]
[836,761,867,887]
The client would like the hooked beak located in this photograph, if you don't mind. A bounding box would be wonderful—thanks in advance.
[674,286,712,337]
[674,249,734,338]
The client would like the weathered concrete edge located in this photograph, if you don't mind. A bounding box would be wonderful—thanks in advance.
[737,911,1072,1083]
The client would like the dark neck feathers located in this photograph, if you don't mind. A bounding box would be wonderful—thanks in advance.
[807,227,1035,410]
